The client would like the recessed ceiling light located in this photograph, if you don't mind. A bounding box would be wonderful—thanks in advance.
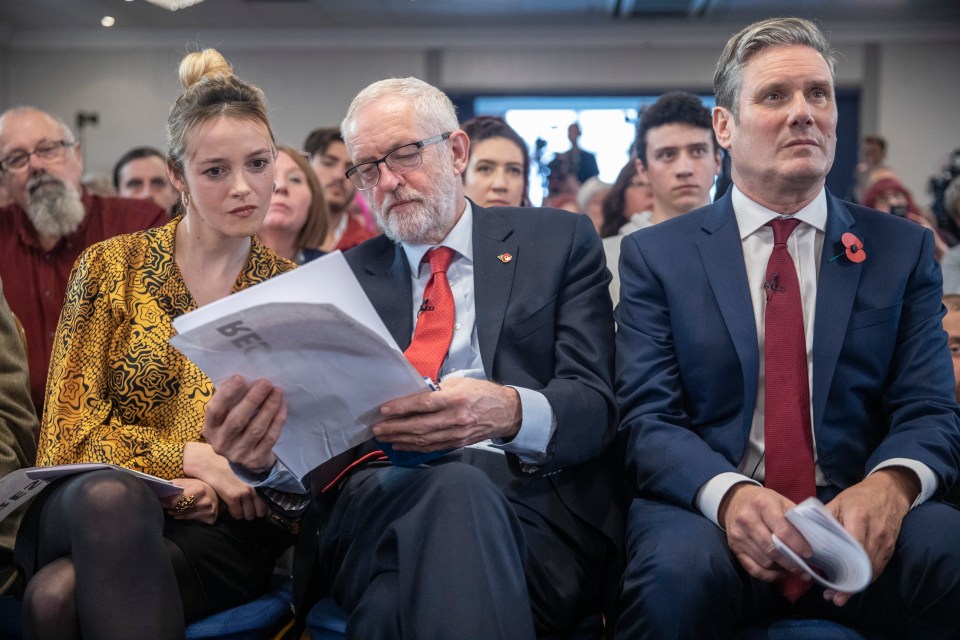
[101,16,116,27]
[144,0,205,10]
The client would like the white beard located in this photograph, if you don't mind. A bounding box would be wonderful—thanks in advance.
[25,174,85,238]
[375,168,458,246]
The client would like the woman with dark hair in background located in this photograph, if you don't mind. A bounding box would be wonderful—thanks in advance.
[260,144,329,264]
[599,159,653,239]
[461,116,530,208]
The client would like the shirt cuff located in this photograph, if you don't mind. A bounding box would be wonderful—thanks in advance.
[491,386,556,466]
[230,459,308,494]
[868,458,937,508]
[695,472,760,529]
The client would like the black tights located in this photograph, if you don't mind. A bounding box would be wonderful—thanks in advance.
[21,470,185,640]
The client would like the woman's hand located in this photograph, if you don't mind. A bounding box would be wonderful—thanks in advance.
[182,442,269,521]
[161,478,219,525]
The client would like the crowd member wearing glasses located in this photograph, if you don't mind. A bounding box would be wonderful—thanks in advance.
[13,49,294,639]
[204,77,623,638]
[0,108,166,419]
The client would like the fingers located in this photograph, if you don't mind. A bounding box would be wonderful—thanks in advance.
[723,486,809,580]
[380,388,444,417]
[203,377,284,473]
[374,381,520,450]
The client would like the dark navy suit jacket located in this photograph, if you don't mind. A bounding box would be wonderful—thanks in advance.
[615,189,960,510]
[342,202,623,542]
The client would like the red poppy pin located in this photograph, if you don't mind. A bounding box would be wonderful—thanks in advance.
[829,232,866,263]
[497,253,513,263]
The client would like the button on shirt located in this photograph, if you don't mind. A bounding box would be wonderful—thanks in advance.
[402,200,556,463]
[695,186,936,527]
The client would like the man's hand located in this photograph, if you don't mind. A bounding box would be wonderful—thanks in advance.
[201,375,286,474]
[161,478,219,525]
[719,483,812,582]
[183,441,270,521]
[822,467,918,606]
[372,377,522,452]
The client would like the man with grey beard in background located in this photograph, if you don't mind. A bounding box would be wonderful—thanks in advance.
[0,107,166,418]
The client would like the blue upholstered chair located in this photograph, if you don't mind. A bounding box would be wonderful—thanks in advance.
[306,596,605,639]
[735,618,884,640]
[0,577,293,640]
[185,576,294,640]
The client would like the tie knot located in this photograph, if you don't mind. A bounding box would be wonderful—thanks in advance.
[427,246,455,274]
[769,217,801,246]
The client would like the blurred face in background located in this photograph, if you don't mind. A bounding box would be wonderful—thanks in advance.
[309,140,355,214]
[118,155,180,212]
[463,136,526,208]
[638,123,720,218]
[870,187,909,213]
[943,301,960,401]
[265,150,312,235]
[623,173,654,215]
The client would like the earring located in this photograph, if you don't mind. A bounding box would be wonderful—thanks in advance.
[181,192,191,208]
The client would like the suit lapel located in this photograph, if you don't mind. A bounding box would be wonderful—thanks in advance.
[811,194,860,430]
[471,204,518,377]
[696,194,759,437]
[362,241,414,349]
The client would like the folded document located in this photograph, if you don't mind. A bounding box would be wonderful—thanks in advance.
[771,497,873,593]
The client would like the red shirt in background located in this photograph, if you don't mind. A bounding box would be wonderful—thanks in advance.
[0,189,167,416]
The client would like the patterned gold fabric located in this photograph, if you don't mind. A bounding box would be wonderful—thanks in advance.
[38,218,295,478]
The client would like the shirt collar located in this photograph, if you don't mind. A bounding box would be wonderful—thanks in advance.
[732,185,828,240]
[402,198,473,275]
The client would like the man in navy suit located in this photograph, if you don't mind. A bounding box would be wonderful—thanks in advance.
[615,17,960,638]
[204,77,622,638]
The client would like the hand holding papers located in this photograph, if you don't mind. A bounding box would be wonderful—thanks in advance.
[170,252,430,479]
[771,497,873,594]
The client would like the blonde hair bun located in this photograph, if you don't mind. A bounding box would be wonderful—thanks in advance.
[178,49,233,91]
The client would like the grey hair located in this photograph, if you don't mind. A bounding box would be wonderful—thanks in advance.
[945,175,960,220]
[340,77,458,148]
[0,107,76,145]
[714,17,838,120]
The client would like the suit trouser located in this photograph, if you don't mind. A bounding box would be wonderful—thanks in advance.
[616,497,960,640]
[317,456,611,639]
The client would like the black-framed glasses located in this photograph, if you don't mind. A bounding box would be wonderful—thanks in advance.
[345,132,451,190]
[0,139,77,173]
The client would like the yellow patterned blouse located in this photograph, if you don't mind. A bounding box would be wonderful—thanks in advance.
[38,217,296,479]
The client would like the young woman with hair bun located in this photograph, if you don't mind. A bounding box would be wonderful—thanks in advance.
[14,48,294,638]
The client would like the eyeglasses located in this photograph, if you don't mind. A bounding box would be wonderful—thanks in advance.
[0,140,77,173]
[345,132,451,190]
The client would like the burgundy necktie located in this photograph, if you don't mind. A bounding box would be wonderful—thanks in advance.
[404,246,456,382]
[763,218,817,603]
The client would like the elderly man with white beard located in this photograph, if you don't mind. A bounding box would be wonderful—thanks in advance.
[0,107,166,418]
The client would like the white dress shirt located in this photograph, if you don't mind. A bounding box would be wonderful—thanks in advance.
[695,186,936,527]
[402,200,556,463]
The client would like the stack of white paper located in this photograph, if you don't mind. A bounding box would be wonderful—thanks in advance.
[170,252,429,479]
[771,497,873,593]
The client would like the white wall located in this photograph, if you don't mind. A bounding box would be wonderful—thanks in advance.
[875,42,960,203]
[0,24,956,201]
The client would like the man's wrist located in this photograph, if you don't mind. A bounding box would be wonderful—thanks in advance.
[870,466,921,509]
[499,385,522,440]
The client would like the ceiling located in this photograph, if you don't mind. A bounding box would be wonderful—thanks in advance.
[1,0,958,32]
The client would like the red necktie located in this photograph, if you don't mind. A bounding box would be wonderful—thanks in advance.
[763,218,817,603]
[404,246,456,382]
